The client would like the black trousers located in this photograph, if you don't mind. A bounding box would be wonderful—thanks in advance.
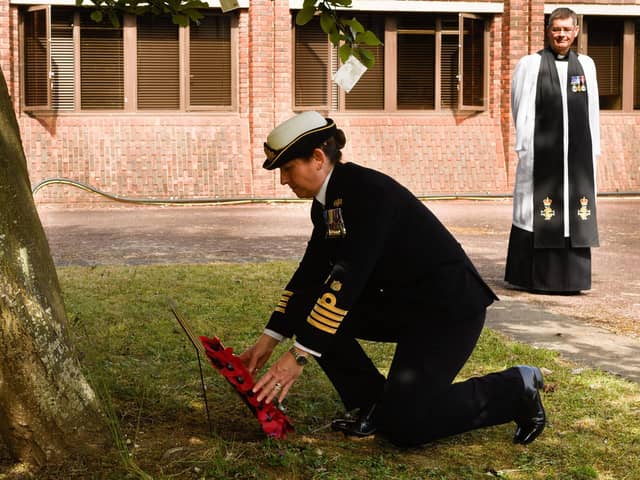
[316,303,524,447]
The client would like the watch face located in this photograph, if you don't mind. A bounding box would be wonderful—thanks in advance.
[291,348,308,365]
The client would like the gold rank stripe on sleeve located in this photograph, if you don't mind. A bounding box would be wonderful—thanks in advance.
[274,290,293,314]
[306,293,348,335]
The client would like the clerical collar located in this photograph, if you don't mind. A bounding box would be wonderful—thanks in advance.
[547,46,569,61]
[315,166,334,207]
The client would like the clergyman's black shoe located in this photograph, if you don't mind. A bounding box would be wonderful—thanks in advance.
[513,365,546,445]
[331,404,377,438]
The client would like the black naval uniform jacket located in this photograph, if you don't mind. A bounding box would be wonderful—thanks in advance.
[266,162,497,355]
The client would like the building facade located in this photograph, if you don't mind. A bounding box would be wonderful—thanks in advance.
[1,0,639,204]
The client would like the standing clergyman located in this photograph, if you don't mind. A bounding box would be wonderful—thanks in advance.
[506,7,601,294]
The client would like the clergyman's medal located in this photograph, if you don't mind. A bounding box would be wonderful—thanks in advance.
[570,75,586,93]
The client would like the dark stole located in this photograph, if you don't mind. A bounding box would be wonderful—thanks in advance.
[532,46,599,248]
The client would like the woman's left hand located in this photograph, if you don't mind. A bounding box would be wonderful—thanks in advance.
[253,351,305,404]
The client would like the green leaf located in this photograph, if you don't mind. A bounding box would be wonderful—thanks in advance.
[182,8,204,23]
[354,47,375,68]
[339,44,351,64]
[356,30,383,46]
[90,10,103,23]
[342,17,364,33]
[303,0,317,8]
[295,7,315,26]
[188,0,210,7]
[337,25,355,46]
[320,13,335,35]
[172,13,189,27]
[329,29,341,45]
[106,10,120,27]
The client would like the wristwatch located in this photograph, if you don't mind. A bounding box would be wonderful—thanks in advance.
[289,346,309,366]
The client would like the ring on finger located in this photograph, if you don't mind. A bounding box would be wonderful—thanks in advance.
[274,382,282,390]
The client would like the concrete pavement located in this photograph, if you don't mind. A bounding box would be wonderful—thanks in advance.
[488,297,640,382]
[37,197,640,383]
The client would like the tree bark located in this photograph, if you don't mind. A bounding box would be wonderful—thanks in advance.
[0,69,110,467]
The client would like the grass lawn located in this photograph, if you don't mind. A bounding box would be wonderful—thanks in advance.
[41,262,640,479]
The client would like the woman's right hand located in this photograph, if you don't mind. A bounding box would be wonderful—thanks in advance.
[238,333,280,376]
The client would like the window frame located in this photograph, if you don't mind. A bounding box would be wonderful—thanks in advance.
[134,13,181,111]
[458,13,489,111]
[292,15,334,112]
[395,15,438,111]
[184,12,238,112]
[292,11,490,113]
[580,15,640,111]
[21,5,52,111]
[339,13,386,111]
[79,9,126,110]
[20,6,238,114]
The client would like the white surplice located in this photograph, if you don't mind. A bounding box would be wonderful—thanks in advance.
[510,53,601,235]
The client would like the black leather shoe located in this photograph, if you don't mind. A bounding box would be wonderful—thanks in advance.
[513,365,546,445]
[331,404,377,438]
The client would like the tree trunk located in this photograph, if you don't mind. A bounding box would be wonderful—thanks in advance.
[0,69,110,468]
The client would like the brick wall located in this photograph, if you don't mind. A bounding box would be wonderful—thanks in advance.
[0,0,9,83]
[24,115,253,203]
[333,114,507,196]
[599,114,640,193]
[1,0,15,102]
[3,0,640,205]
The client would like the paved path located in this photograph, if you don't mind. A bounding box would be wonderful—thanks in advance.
[37,197,640,383]
[488,298,640,383]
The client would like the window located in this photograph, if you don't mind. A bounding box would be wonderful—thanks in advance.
[636,20,640,109]
[397,15,436,109]
[80,11,124,109]
[580,15,640,111]
[188,15,232,107]
[137,15,180,109]
[294,16,332,109]
[293,12,488,112]
[587,18,623,110]
[344,14,384,110]
[461,15,486,109]
[21,6,236,112]
[51,8,75,110]
[23,6,49,109]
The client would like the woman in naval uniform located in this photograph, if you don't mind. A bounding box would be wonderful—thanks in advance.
[239,111,546,447]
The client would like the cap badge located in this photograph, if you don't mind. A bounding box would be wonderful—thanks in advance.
[264,143,277,163]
